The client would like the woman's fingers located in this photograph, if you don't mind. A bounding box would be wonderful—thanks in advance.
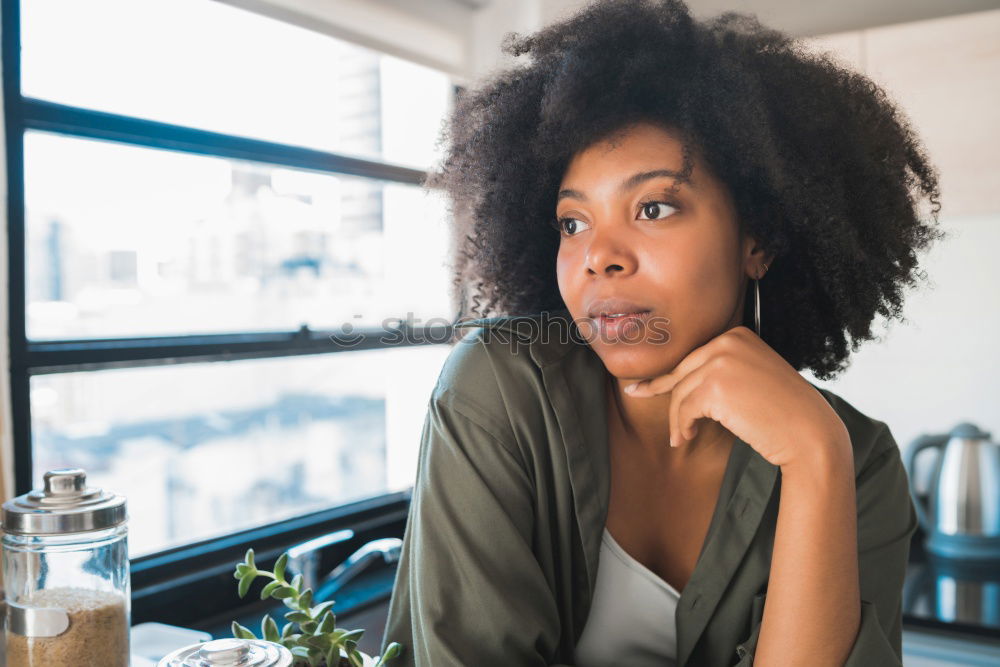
[625,372,674,397]
[668,366,709,448]
[624,330,733,397]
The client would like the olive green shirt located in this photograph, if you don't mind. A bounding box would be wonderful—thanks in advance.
[380,309,918,666]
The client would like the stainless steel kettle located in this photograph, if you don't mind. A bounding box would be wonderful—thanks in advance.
[904,422,1000,561]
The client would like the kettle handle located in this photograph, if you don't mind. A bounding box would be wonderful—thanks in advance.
[903,434,949,533]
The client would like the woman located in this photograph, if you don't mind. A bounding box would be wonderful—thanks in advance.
[381,0,943,665]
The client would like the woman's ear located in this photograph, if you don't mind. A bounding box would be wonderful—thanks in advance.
[742,235,775,278]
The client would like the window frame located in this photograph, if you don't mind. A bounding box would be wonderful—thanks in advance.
[2,0,459,626]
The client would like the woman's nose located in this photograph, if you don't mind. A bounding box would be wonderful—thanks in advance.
[585,230,637,277]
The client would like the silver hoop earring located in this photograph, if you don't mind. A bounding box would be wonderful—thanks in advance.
[754,262,769,337]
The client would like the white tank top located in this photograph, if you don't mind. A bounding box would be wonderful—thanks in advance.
[574,527,680,666]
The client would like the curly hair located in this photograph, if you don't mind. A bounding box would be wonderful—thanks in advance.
[426,0,946,380]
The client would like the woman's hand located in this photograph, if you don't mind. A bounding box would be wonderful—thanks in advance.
[623,325,851,469]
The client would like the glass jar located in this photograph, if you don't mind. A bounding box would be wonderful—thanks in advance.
[1,468,129,667]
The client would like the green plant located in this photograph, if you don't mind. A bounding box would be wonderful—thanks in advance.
[231,548,403,667]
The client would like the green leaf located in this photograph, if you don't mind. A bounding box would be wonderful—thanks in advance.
[280,622,295,640]
[260,580,282,600]
[374,642,403,666]
[231,621,257,640]
[340,629,365,644]
[310,600,336,619]
[261,614,280,643]
[273,552,288,582]
[271,585,298,600]
[303,634,331,650]
[235,563,251,577]
[325,645,340,667]
[349,650,364,667]
[245,547,255,568]
[327,628,349,643]
[301,620,319,635]
[290,573,303,592]
[298,587,313,610]
[284,610,312,624]
[317,610,336,635]
[237,573,253,599]
[290,646,311,658]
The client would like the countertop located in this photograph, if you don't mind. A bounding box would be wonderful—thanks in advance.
[903,528,1000,639]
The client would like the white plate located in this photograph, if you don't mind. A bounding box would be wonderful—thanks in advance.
[131,621,212,662]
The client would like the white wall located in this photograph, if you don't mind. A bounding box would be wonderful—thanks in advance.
[218,0,478,82]
[540,0,1000,39]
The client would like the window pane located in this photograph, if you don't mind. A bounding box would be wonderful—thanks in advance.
[31,344,453,558]
[25,131,454,339]
[21,0,452,170]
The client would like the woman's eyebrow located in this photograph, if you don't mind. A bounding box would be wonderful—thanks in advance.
[557,168,692,203]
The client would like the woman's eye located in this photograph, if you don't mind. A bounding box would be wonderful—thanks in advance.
[638,200,678,221]
[552,201,676,236]
[554,217,591,236]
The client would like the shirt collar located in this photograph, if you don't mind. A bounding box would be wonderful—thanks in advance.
[451,307,584,367]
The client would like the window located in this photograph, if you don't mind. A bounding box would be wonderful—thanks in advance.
[20,0,450,167]
[4,0,457,597]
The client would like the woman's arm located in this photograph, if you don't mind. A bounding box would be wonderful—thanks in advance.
[735,426,918,666]
[379,389,573,667]
[754,435,860,664]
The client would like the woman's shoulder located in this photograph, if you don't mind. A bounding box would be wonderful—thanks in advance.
[806,381,900,475]
[430,310,581,431]
[445,308,582,375]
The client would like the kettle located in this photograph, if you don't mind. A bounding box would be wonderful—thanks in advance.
[904,422,1000,561]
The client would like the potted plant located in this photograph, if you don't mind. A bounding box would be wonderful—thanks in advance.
[231,548,403,667]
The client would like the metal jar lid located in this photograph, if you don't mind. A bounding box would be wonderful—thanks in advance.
[157,638,294,667]
[0,468,127,535]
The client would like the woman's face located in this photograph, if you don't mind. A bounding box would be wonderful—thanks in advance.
[555,121,761,382]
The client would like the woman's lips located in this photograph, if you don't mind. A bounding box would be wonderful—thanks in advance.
[592,310,652,341]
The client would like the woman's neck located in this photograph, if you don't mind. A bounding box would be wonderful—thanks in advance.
[604,369,735,471]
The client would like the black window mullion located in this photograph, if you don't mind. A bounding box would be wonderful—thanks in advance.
[23,323,457,375]
[21,97,429,185]
[3,0,33,496]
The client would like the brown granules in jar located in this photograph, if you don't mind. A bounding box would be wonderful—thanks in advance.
[5,586,128,667]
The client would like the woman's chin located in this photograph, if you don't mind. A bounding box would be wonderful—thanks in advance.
[593,341,677,382]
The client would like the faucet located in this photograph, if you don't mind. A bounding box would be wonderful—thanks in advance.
[285,529,354,593]
[285,531,402,597]
[321,537,402,597]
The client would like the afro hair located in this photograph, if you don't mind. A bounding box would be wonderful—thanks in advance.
[426,0,946,380]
